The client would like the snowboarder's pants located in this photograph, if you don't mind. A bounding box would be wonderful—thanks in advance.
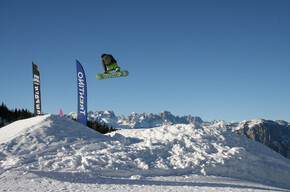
[105,63,120,73]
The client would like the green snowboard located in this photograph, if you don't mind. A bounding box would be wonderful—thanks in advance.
[96,70,129,80]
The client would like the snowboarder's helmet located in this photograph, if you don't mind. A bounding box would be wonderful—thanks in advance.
[101,54,107,58]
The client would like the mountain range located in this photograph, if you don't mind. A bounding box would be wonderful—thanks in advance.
[235,119,290,159]
[67,111,205,129]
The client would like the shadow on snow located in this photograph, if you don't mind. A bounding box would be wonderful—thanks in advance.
[29,171,285,191]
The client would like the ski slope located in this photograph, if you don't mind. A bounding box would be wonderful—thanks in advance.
[0,115,289,191]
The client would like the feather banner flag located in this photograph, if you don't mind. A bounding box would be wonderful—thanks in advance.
[32,62,42,116]
[76,60,87,126]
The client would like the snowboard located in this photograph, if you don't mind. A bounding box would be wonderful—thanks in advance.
[96,70,129,80]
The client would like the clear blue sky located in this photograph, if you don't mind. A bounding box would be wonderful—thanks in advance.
[1,0,289,122]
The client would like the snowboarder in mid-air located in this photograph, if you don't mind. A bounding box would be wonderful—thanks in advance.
[96,53,129,80]
[102,53,120,74]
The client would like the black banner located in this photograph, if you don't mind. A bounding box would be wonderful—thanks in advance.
[32,62,42,115]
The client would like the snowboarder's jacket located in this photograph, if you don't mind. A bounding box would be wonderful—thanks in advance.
[102,54,117,72]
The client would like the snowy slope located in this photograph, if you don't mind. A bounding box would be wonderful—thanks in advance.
[0,115,289,191]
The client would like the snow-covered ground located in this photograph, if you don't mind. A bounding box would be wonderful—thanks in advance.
[0,115,289,191]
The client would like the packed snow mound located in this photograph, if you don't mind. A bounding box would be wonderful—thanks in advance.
[111,125,290,187]
[0,115,289,188]
[0,115,107,171]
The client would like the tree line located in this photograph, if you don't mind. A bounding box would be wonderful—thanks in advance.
[87,120,116,134]
[0,102,116,134]
[0,102,33,127]
[71,118,116,134]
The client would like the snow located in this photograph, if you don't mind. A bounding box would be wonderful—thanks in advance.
[0,114,289,191]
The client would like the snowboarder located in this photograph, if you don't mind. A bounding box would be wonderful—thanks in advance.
[101,54,120,74]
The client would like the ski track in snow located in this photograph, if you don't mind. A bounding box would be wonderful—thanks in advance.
[0,114,289,191]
